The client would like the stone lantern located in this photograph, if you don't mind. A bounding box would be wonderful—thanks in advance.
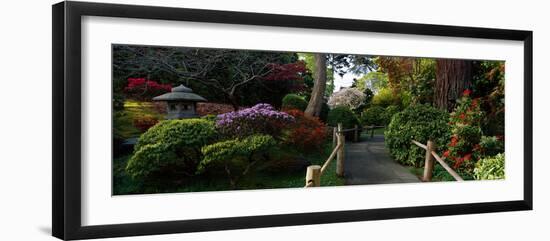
[152,84,207,119]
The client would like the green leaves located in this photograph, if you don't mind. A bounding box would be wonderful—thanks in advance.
[281,94,308,111]
[126,119,217,179]
[126,143,177,179]
[361,105,399,126]
[474,153,505,180]
[385,104,450,166]
[135,119,216,150]
[198,135,275,174]
[361,106,385,126]
[327,106,359,128]
[479,136,504,156]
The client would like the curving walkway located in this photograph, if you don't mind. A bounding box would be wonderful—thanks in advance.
[344,135,420,185]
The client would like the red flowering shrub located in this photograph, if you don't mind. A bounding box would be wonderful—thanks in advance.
[124,78,171,100]
[284,109,327,152]
[133,116,159,132]
[443,89,484,177]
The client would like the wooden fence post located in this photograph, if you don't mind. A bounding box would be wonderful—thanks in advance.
[305,165,321,187]
[332,127,337,148]
[336,123,345,177]
[354,125,359,142]
[423,140,436,182]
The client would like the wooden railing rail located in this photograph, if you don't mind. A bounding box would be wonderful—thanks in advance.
[305,123,345,187]
[306,124,387,187]
[320,142,342,174]
[364,125,385,138]
[340,128,358,132]
[332,125,385,143]
[411,139,464,182]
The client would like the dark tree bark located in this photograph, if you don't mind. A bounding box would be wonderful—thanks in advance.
[305,53,327,117]
[434,59,472,111]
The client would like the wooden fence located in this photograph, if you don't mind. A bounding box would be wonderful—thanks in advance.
[305,125,462,186]
[331,125,385,145]
[305,123,345,187]
[411,140,464,181]
[305,123,385,187]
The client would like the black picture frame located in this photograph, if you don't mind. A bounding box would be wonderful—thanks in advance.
[52,1,533,240]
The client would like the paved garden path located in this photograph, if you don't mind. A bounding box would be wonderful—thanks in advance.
[344,135,420,185]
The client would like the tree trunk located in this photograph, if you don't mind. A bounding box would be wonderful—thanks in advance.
[227,93,240,111]
[305,53,327,117]
[434,59,472,111]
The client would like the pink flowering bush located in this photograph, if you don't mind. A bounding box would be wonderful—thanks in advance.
[216,103,294,138]
[328,88,366,110]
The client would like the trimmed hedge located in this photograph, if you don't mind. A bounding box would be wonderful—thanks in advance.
[328,106,360,141]
[126,119,217,179]
[327,106,359,128]
[198,134,276,187]
[361,106,385,126]
[282,94,308,111]
[382,105,400,125]
[361,105,400,126]
[198,134,276,174]
[385,104,450,167]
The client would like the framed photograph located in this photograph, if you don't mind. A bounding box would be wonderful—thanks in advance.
[52,1,532,240]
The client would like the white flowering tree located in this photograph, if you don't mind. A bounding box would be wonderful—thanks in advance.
[328,88,366,110]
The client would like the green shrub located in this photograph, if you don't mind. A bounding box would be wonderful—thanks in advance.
[327,106,360,128]
[362,105,400,126]
[113,93,125,111]
[372,88,399,107]
[372,88,411,108]
[328,106,360,141]
[385,104,450,167]
[282,94,308,111]
[432,164,457,182]
[361,106,385,126]
[474,153,505,180]
[126,119,217,179]
[479,136,504,156]
[126,143,178,179]
[134,119,216,151]
[319,102,330,122]
[201,114,217,122]
[381,105,400,125]
[198,134,276,188]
